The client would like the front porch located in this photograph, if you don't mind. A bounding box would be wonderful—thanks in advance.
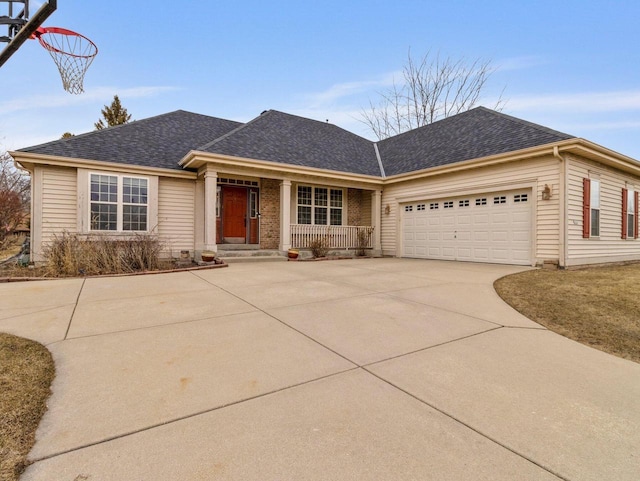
[195,167,382,258]
[216,224,375,261]
[290,224,374,250]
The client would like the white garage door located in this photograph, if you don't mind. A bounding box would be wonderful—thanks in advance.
[402,189,532,265]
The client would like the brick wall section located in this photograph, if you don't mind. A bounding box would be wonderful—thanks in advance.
[347,188,363,225]
[260,179,280,249]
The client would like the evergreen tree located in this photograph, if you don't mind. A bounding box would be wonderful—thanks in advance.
[94,95,132,130]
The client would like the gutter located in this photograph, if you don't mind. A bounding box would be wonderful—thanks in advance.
[553,145,567,268]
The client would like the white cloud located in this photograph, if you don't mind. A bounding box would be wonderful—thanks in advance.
[495,55,548,72]
[508,90,640,113]
[0,85,180,115]
[302,72,401,108]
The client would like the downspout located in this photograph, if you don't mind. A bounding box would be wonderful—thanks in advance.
[553,146,567,268]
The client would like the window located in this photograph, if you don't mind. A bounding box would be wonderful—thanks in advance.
[250,191,258,218]
[216,186,221,218]
[459,199,469,207]
[90,174,149,232]
[404,205,413,212]
[444,201,454,209]
[297,186,343,225]
[417,204,426,211]
[622,188,637,239]
[430,203,439,210]
[514,194,528,203]
[590,180,600,237]
[583,178,600,238]
[493,196,506,204]
[475,198,487,206]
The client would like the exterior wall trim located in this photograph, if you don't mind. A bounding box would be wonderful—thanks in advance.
[13,153,197,179]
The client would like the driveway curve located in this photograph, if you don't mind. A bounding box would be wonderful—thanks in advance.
[1,259,638,481]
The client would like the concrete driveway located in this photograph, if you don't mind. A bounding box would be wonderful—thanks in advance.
[1,259,639,481]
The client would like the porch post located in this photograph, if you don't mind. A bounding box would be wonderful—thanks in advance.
[371,189,382,255]
[204,169,218,252]
[280,179,292,251]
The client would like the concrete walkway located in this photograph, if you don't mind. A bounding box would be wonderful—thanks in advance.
[1,259,639,480]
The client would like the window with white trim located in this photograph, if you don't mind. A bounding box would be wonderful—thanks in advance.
[250,191,258,218]
[626,188,635,239]
[90,173,148,231]
[296,185,343,225]
[590,179,600,237]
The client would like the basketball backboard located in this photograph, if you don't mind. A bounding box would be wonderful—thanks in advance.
[0,0,57,68]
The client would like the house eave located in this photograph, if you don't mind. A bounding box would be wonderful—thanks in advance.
[382,138,640,184]
[557,139,640,175]
[10,152,197,179]
[180,150,384,186]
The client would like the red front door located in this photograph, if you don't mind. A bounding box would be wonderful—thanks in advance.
[222,186,247,241]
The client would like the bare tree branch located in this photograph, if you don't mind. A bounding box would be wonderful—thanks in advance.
[0,150,30,243]
[360,50,507,139]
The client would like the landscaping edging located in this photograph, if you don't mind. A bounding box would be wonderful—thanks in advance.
[0,261,228,283]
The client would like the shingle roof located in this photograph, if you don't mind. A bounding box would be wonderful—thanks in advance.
[200,110,381,176]
[378,107,575,176]
[18,110,242,171]
[18,106,576,177]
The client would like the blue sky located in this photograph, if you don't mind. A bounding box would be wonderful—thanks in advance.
[2,0,640,160]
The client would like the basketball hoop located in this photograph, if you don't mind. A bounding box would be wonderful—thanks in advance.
[33,26,97,94]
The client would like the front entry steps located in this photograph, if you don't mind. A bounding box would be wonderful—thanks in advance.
[217,248,286,263]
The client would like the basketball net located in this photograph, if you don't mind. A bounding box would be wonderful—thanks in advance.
[34,27,98,94]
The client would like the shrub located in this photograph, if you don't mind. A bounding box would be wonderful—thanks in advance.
[42,232,163,277]
[356,227,373,256]
[309,236,329,258]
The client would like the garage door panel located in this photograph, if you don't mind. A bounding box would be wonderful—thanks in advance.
[491,248,509,261]
[441,247,455,258]
[512,211,529,223]
[474,231,490,241]
[473,213,490,224]
[491,212,509,224]
[512,230,529,241]
[401,189,531,266]
[491,230,509,241]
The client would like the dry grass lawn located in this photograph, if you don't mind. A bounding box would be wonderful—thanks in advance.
[0,236,24,262]
[0,333,55,481]
[495,263,640,363]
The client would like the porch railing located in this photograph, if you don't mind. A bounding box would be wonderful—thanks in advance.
[290,224,374,249]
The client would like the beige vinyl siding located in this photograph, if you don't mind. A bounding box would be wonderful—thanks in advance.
[381,155,561,264]
[566,155,640,266]
[158,177,196,257]
[41,166,78,248]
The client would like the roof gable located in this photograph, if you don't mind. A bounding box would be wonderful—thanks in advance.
[378,107,575,176]
[201,110,381,176]
[18,110,242,171]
